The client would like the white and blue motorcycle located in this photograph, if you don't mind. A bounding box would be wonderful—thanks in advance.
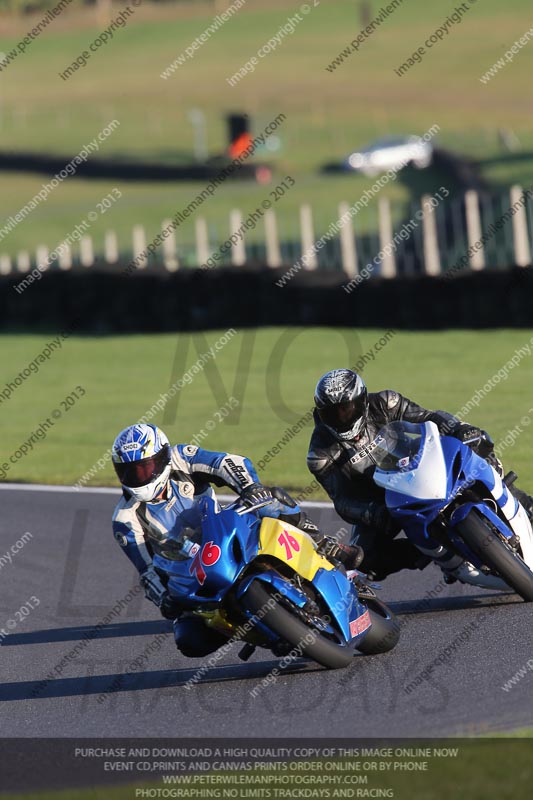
[372,420,533,602]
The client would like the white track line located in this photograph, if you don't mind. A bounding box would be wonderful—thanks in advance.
[0,482,332,508]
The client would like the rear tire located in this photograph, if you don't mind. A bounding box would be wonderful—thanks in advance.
[241,581,353,669]
[356,598,400,655]
[457,510,533,602]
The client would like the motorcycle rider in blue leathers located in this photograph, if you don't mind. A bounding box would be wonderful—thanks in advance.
[111,423,363,657]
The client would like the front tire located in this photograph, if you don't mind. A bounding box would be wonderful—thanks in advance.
[356,598,400,655]
[458,510,533,602]
[241,581,353,669]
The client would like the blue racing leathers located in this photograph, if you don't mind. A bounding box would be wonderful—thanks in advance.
[112,444,301,654]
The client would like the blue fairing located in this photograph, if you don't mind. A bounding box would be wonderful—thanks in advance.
[236,566,366,644]
[312,568,369,643]
[153,496,261,607]
[384,432,513,557]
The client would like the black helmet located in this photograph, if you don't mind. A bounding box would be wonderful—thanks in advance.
[314,369,368,440]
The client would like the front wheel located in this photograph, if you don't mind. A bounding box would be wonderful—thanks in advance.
[356,598,400,655]
[240,581,353,669]
[457,510,533,602]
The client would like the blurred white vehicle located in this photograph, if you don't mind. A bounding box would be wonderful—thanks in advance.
[344,136,433,176]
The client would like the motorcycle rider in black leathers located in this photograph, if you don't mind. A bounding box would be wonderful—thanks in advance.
[307,369,533,581]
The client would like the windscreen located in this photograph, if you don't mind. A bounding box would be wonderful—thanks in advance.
[373,421,426,472]
[158,503,205,560]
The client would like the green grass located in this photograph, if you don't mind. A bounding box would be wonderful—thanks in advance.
[1,0,533,255]
[1,328,533,492]
[500,728,533,736]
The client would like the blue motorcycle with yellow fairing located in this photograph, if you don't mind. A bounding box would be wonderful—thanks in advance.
[152,496,399,669]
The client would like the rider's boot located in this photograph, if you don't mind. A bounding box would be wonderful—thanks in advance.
[316,537,365,570]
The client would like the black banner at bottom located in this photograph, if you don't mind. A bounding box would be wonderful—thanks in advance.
[0,738,531,799]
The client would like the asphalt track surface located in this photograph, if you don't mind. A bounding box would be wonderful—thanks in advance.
[1,484,532,739]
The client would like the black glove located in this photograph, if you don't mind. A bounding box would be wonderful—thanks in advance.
[365,502,396,536]
[475,430,495,459]
[241,482,274,508]
[270,486,298,508]
[160,592,182,621]
[452,424,493,456]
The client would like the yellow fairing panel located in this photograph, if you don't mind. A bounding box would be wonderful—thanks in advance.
[257,517,334,580]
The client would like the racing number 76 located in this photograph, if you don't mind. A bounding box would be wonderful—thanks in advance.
[189,541,222,585]
[277,530,301,561]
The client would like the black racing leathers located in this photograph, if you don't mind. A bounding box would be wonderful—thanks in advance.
[307,390,470,526]
[306,390,485,578]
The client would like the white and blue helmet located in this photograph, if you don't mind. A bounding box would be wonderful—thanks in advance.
[112,424,171,502]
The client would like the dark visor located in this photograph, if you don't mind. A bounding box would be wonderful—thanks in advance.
[318,397,366,433]
[114,444,170,488]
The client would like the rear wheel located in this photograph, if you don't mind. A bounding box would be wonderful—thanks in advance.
[356,598,400,655]
[240,580,353,669]
[457,510,533,602]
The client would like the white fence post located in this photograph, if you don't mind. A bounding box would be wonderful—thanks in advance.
[161,220,179,271]
[338,202,357,278]
[465,190,485,270]
[230,209,246,266]
[58,243,72,270]
[378,197,396,278]
[132,225,147,269]
[300,204,318,269]
[421,194,441,275]
[16,251,31,273]
[36,245,49,272]
[195,217,210,266]
[104,230,119,264]
[264,209,282,267]
[510,185,531,266]
[80,236,94,267]
[0,255,12,275]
